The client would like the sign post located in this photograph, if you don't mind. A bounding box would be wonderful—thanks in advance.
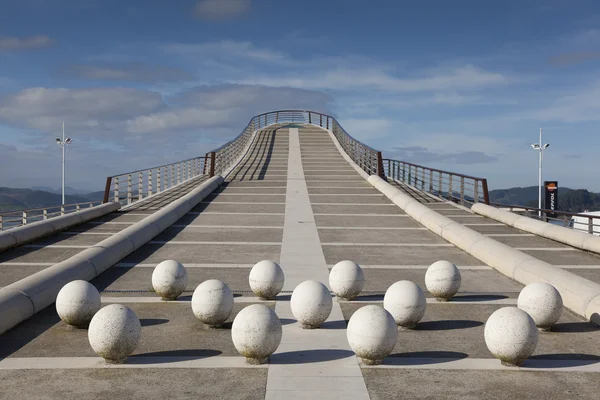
[544,181,558,219]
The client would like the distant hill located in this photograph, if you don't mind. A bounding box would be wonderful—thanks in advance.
[0,187,105,212]
[489,186,600,213]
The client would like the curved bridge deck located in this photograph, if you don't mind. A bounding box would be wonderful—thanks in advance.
[0,124,599,399]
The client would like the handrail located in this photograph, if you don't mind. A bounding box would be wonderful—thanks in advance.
[101,109,490,208]
[383,158,490,206]
[0,201,102,231]
[103,156,207,205]
[251,110,384,177]
[489,202,600,235]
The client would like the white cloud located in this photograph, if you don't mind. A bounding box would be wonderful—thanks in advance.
[67,63,194,82]
[195,0,250,20]
[0,35,54,51]
[0,87,165,132]
[162,40,289,64]
[236,64,513,93]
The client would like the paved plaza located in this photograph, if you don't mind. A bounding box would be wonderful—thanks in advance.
[0,125,599,399]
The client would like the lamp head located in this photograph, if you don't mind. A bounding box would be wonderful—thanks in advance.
[56,137,61,144]
[531,144,540,149]
[543,143,549,149]
[65,138,72,144]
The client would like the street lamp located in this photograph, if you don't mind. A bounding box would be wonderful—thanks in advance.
[56,121,73,205]
[531,128,549,218]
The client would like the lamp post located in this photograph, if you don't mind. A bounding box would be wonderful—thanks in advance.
[55,122,73,205]
[531,128,549,218]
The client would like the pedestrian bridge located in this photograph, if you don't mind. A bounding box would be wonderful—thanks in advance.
[0,110,600,399]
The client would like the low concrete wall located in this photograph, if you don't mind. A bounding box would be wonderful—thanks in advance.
[367,175,600,326]
[0,175,223,334]
[0,202,121,253]
[472,202,600,254]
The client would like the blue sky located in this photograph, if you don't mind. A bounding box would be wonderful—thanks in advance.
[1,0,600,192]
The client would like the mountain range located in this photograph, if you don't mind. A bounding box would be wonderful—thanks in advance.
[1,185,598,214]
[0,187,105,212]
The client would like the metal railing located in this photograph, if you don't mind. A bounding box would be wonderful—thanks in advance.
[383,159,490,206]
[253,110,384,176]
[0,201,102,231]
[491,202,600,235]
[103,156,207,205]
[100,109,489,208]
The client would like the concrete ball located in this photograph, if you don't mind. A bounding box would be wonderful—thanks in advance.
[88,304,141,364]
[231,304,282,364]
[347,305,398,365]
[425,260,461,301]
[484,306,538,366]
[56,280,101,328]
[152,260,188,300]
[249,260,285,300]
[290,280,333,329]
[383,280,426,329]
[517,282,563,331]
[329,260,364,300]
[191,279,234,328]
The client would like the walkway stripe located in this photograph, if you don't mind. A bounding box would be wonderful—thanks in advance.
[268,127,369,399]
[313,213,408,217]
[310,203,396,206]
[114,263,255,268]
[89,221,134,225]
[365,357,600,372]
[320,243,454,247]
[484,234,536,237]
[0,356,263,370]
[187,212,285,215]
[199,201,286,205]
[317,227,427,230]
[170,225,283,229]
[101,296,264,304]
[345,298,517,305]
[148,241,281,245]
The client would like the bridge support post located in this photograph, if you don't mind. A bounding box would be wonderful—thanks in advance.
[482,179,490,205]
[103,177,112,203]
[209,152,216,177]
[377,152,385,178]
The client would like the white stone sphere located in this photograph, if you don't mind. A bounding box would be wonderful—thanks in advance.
[56,280,101,328]
[88,304,141,364]
[484,307,538,366]
[383,280,426,329]
[517,282,563,331]
[231,304,282,364]
[329,260,364,300]
[290,280,333,329]
[249,260,285,300]
[425,260,461,301]
[152,260,188,300]
[191,279,234,328]
[347,305,398,365]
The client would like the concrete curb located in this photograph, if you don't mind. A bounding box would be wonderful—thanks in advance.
[0,175,223,334]
[0,202,121,253]
[472,202,600,254]
[367,175,600,326]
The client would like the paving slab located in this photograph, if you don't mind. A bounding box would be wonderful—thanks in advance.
[352,268,523,294]
[307,187,378,194]
[153,227,283,243]
[119,243,281,264]
[1,302,274,359]
[489,235,572,248]
[312,204,401,215]
[522,249,600,265]
[315,215,420,228]
[32,233,113,247]
[0,368,268,400]
[213,187,287,194]
[341,301,600,357]
[176,213,285,226]
[309,195,390,204]
[92,266,254,292]
[322,245,483,266]
[190,203,286,213]
[361,369,600,400]
[0,246,84,263]
[206,194,287,203]
[317,228,448,244]
[0,264,51,286]
[463,224,527,234]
